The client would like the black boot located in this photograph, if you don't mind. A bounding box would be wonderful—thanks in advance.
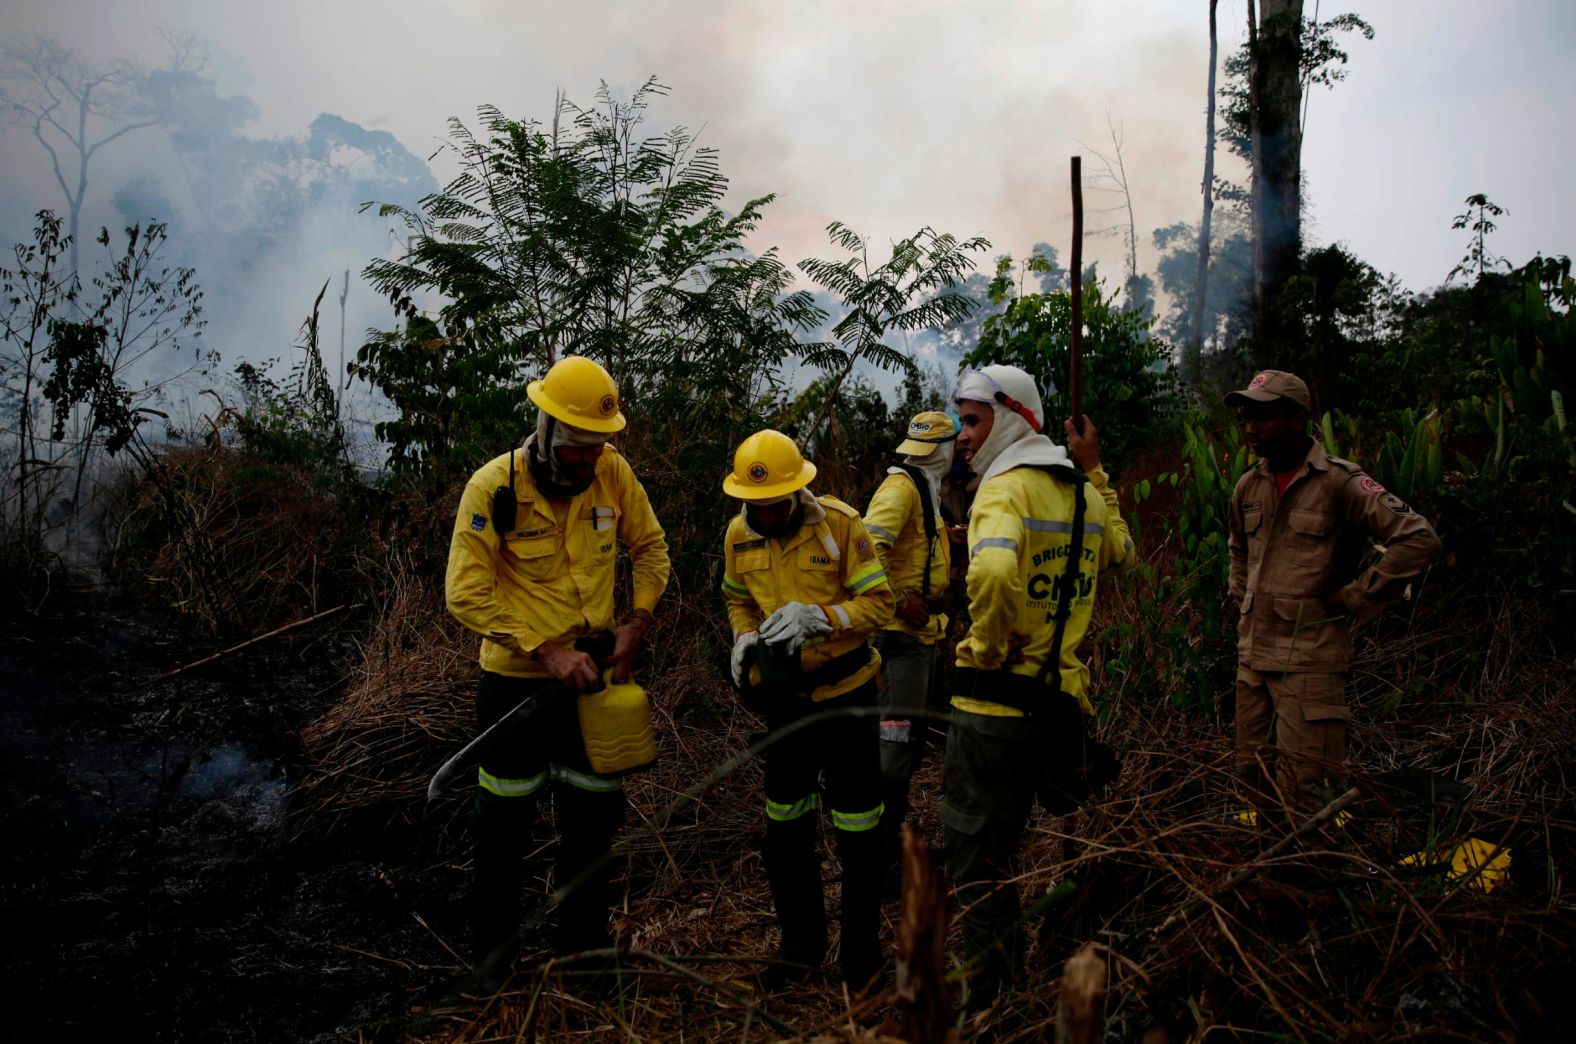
[552,789,625,959]
[469,790,533,987]
[836,826,885,988]
[878,773,910,903]
[760,815,827,987]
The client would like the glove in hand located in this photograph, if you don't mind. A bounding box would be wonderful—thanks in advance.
[759,601,831,652]
[730,631,761,686]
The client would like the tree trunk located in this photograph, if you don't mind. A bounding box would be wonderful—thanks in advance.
[1188,0,1220,383]
[1249,0,1304,350]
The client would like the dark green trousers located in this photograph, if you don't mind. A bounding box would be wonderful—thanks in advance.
[941,697,1087,993]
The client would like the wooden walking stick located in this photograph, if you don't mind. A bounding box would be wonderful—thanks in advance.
[1070,155,1085,434]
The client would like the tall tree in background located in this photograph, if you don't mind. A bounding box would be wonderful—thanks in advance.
[1188,0,1220,383]
[1216,6,1371,369]
[0,36,199,278]
[1247,0,1305,348]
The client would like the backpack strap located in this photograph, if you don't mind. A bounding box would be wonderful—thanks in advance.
[891,462,940,602]
[1032,463,1088,689]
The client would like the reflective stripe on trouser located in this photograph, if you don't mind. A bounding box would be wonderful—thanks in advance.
[478,767,547,797]
[761,681,883,965]
[831,803,884,832]
[470,670,628,959]
[766,793,819,822]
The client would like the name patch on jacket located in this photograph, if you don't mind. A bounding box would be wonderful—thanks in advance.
[733,538,766,552]
[510,525,555,540]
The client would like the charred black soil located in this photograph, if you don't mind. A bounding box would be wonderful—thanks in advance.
[0,593,463,1043]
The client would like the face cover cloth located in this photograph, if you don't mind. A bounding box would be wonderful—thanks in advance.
[525,411,609,497]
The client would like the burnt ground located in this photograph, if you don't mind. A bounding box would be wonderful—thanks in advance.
[0,592,466,1043]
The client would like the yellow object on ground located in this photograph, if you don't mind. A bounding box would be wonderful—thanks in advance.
[578,672,658,776]
[1399,836,1512,893]
[1229,808,1352,829]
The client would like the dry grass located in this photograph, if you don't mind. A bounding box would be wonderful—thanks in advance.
[298,544,1576,1041]
[105,445,360,635]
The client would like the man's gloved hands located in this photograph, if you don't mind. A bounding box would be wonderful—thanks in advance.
[730,631,761,687]
[759,601,832,653]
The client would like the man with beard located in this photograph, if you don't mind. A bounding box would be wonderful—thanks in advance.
[720,429,895,990]
[1226,370,1440,816]
[861,411,958,889]
[943,365,1134,1006]
[446,356,670,989]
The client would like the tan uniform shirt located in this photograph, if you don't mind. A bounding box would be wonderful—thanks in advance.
[1229,440,1442,672]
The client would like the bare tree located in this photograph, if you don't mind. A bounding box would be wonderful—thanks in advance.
[1188,0,1220,382]
[1083,114,1141,304]
[0,36,198,278]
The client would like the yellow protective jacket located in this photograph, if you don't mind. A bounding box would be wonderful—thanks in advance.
[863,469,951,644]
[954,464,1134,717]
[721,495,896,700]
[446,444,670,678]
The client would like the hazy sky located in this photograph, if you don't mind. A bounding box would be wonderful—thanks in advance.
[4,0,1573,322]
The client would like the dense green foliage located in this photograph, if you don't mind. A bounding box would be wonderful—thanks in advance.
[354,80,823,493]
[964,266,1177,474]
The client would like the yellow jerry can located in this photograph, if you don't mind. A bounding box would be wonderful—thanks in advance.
[578,672,658,776]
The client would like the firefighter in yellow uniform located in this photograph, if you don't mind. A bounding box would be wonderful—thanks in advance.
[720,429,896,989]
[861,410,957,880]
[446,356,670,987]
[943,365,1135,1004]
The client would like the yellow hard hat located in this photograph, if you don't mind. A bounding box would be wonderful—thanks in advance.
[723,429,817,501]
[526,356,627,434]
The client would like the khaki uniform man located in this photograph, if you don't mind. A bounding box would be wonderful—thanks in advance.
[1226,370,1442,812]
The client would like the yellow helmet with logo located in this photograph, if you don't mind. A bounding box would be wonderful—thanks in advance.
[526,356,627,434]
[723,429,817,501]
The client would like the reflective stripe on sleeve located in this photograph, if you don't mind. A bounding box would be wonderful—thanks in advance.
[971,537,1019,555]
[477,767,547,797]
[721,577,750,597]
[766,793,819,822]
[865,523,896,542]
[550,764,623,793]
[831,803,884,832]
[829,603,852,629]
[846,564,887,594]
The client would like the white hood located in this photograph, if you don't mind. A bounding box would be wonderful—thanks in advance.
[954,365,1071,484]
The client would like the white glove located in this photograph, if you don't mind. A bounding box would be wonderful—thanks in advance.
[759,601,832,652]
[730,631,761,686]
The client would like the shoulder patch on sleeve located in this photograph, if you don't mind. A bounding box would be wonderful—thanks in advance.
[855,536,874,561]
[1359,476,1385,494]
[470,512,487,532]
[1381,493,1413,514]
